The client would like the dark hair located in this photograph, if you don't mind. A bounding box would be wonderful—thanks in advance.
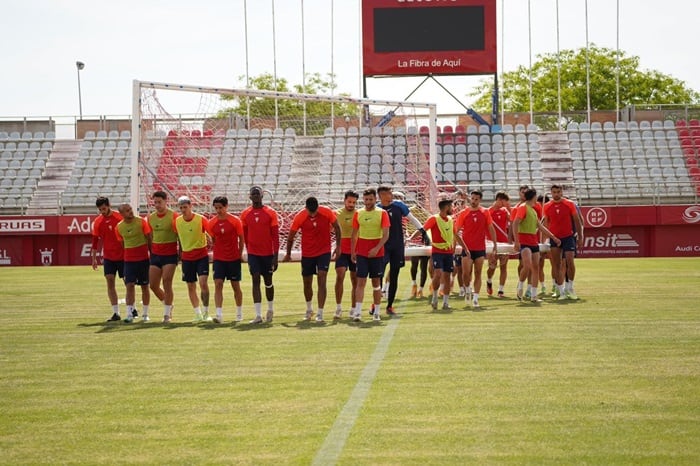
[152,191,167,200]
[470,190,483,199]
[495,191,510,201]
[550,184,563,191]
[344,190,359,200]
[438,199,453,210]
[213,195,228,206]
[377,185,392,194]
[363,188,377,197]
[519,184,530,192]
[524,188,537,201]
[96,196,110,208]
[305,196,319,212]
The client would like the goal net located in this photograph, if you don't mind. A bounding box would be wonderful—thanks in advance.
[131,80,439,255]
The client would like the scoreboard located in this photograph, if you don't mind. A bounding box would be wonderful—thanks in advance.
[362,0,497,77]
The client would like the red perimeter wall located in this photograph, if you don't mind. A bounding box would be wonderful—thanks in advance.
[1,205,699,266]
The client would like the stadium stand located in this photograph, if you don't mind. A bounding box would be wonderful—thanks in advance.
[1,119,699,215]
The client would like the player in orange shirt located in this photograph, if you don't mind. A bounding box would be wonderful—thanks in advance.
[91,196,126,322]
[509,185,543,299]
[486,191,511,298]
[543,185,584,300]
[115,203,152,323]
[240,186,280,324]
[454,190,498,309]
[207,196,245,324]
[283,196,341,322]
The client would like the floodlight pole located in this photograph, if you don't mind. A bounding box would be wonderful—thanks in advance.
[76,61,85,120]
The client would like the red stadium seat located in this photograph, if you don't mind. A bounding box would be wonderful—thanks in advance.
[690,119,700,128]
[442,125,454,134]
[676,119,687,128]
[191,129,202,138]
[455,125,466,134]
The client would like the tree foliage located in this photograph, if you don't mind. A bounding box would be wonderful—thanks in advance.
[470,45,699,115]
[219,72,358,132]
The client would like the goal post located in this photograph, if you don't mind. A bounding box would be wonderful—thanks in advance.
[131,79,439,254]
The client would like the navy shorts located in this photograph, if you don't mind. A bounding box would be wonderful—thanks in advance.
[356,256,384,279]
[335,253,356,272]
[103,258,124,278]
[467,250,487,261]
[301,253,331,276]
[431,253,454,273]
[550,235,577,253]
[382,246,405,269]
[124,259,150,285]
[520,244,540,254]
[453,251,466,266]
[150,253,178,268]
[181,256,209,282]
[213,259,242,281]
[247,254,275,276]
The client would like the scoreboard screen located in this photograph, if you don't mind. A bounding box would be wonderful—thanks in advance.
[362,0,497,77]
[374,6,485,53]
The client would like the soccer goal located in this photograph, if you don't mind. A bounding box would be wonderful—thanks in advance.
[130,80,440,253]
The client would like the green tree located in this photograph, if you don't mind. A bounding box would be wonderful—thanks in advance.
[471,45,699,118]
[219,72,358,134]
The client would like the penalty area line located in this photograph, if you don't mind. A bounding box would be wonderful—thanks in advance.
[311,311,400,465]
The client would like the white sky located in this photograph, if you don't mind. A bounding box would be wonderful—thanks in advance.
[1,0,698,121]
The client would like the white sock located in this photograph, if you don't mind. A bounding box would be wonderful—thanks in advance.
[432,290,438,301]
[216,307,223,318]
[498,285,504,292]
[164,304,172,316]
[236,306,242,317]
[112,304,119,314]
[442,294,449,305]
[306,301,313,312]
[530,286,538,298]
[486,279,492,285]
[355,303,362,316]
[466,286,472,295]
[267,301,274,312]
[141,305,149,317]
[317,308,324,319]
[203,306,209,314]
[336,303,342,311]
[473,293,479,302]
[194,306,202,316]
[126,305,134,317]
[411,279,417,285]
[517,281,524,290]
[254,302,262,317]
[568,280,575,291]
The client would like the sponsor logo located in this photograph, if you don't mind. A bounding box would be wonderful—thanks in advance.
[682,206,700,224]
[585,207,608,228]
[67,217,94,233]
[583,233,640,255]
[675,245,700,252]
[40,248,54,266]
[0,219,45,233]
[0,249,11,265]
[81,243,100,257]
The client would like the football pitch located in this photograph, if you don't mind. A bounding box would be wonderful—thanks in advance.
[1,258,699,465]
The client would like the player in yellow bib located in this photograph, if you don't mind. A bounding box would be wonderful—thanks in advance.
[148,191,179,323]
[115,203,152,323]
[173,196,211,322]
[333,190,359,319]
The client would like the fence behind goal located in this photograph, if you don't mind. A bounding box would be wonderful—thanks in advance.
[132,81,439,253]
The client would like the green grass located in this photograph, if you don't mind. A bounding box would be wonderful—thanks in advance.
[1,258,699,465]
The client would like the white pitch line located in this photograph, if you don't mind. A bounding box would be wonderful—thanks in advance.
[311,314,400,466]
